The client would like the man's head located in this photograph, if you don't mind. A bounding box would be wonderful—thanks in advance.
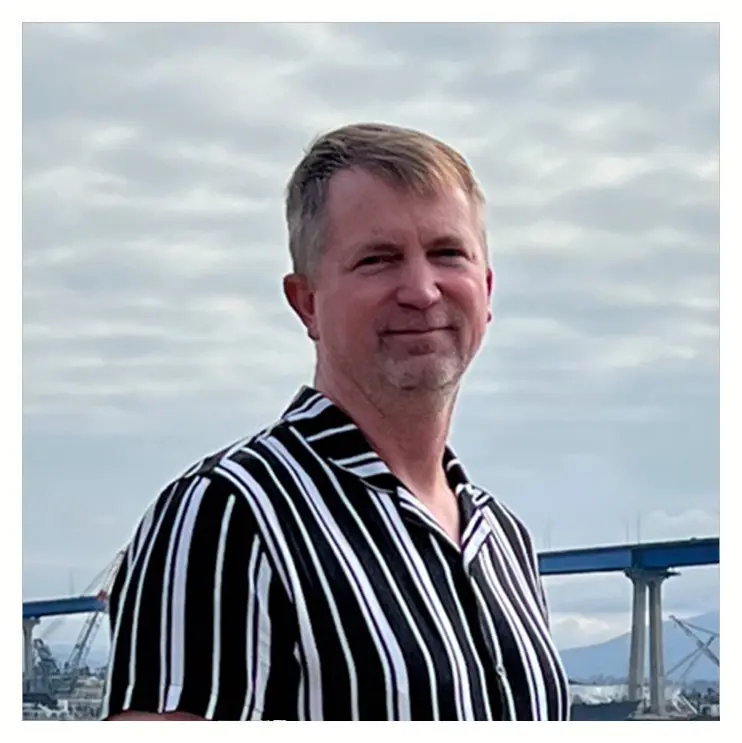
[283,122,493,402]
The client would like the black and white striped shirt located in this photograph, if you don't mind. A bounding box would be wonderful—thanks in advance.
[102,386,570,721]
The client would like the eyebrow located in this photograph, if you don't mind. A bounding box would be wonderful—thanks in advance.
[356,232,467,251]
[427,235,467,249]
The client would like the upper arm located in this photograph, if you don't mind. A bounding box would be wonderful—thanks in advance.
[102,473,290,721]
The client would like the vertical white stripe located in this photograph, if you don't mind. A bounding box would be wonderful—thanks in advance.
[162,478,209,710]
[131,500,157,564]
[240,540,261,720]
[121,486,182,711]
[204,495,236,719]
[248,554,273,720]
[157,479,200,712]
[100,538,138,718]
[294,645,305,721]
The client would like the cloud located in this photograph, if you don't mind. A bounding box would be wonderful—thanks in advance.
[22,23,718,637]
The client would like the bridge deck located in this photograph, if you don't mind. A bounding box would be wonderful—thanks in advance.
[537,536,719,576]
[23,537,719,619]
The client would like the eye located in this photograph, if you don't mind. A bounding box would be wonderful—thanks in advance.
[431,247,467,260]
[355,254,396,268]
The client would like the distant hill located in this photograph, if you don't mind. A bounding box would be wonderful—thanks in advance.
[49,610,720,683]
[559,610,719,683]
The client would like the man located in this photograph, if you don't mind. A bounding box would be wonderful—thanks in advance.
[102,123,570,721]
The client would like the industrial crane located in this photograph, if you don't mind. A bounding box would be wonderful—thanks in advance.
[663,615,719,718]
[30,551,125,698]
[668,615,719,667]
[665,614,719,691]
[61,551,124,680]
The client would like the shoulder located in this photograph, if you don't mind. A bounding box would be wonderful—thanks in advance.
[146,418,299,517]
[108,426,301,617]
[115,420,307,587]
[178,416,305,489]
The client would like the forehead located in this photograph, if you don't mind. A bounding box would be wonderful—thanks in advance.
[324,168,478,246]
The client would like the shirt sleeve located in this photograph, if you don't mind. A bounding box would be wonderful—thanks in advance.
[101,473,293,720]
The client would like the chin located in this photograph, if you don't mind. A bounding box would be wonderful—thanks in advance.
[380,358,462,393]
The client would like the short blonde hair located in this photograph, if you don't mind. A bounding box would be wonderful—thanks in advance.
[285,122,486,277]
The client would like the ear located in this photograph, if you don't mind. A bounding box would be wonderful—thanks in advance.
[486,267,494,323]
[283,273,319,340]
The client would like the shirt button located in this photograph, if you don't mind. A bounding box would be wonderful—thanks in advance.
[496,664,506,676]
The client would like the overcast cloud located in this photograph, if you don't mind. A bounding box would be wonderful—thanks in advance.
[22,22,719,650]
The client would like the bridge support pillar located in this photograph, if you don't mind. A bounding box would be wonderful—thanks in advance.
[625,569,676,716]
[647,571,674,716]
[626,572,647,702]
[22,617,39,689]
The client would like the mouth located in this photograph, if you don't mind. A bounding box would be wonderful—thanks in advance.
[385,327,451,336]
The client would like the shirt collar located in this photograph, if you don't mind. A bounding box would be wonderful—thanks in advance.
[280,385,483,499]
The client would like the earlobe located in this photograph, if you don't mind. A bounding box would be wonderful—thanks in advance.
[283,273,317,339]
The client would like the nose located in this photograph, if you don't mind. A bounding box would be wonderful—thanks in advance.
[395,255,442,309]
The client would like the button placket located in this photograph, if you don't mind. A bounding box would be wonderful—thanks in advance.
[462,510,515,721]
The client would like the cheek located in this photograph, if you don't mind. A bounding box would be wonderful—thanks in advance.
[456,286,491,342]
[316,290,378,345]
[454,277,489,314]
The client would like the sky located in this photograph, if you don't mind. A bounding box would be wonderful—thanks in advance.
[21,22,720,651]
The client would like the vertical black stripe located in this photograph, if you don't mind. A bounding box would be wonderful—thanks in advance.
[262,565,300,720]
[212,497,253,719]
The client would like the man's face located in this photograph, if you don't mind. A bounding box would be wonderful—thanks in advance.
[287,167,493,397]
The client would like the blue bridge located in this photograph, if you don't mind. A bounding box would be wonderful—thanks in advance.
[23,594,104,620]
[537,536,718,576]
[23,535,718,715]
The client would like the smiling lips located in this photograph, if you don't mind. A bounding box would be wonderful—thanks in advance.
[384,327,451,336]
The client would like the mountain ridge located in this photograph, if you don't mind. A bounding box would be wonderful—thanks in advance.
[559,609,719,682]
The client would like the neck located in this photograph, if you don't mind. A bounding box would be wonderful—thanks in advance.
[314,370,457,495]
